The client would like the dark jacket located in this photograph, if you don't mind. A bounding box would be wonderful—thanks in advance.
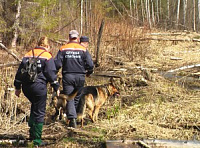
[54,41,94,75]
[14,47,59,91]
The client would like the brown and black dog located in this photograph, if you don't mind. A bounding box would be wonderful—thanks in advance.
[77,78,119,127]
[51,90,77,121]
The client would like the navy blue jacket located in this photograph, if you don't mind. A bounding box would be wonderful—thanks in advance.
[54,41,94,75]
[14,47,59,91]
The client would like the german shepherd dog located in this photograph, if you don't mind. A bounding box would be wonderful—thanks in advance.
[77,77,119,127]
[51,90,78,121]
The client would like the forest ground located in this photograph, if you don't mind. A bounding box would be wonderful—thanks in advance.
[1,30,200,148]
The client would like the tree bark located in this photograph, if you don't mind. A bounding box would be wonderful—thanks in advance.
[11,0,21,48]
[141,0,145,23]
[84,0,88,33]
[134,0,139,22]
[95,19,104,67]
[151,0,155,26]
[176,0,180,29]
[167,0,169,21]
[130,0,133,24]
[146,0,151,28]
[183,0,187,29]
[80,0,83,34]
[198,0,200,23]
[193,0,196,31]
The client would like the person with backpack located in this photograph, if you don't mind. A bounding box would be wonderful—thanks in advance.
[54,30,94,128]
[14,36,60,147]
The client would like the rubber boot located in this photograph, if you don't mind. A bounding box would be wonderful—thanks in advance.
[33,122,43,146]
[28,113,35,140]
[68,118,77,128]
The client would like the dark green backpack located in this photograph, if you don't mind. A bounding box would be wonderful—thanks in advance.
[21,49,46,82]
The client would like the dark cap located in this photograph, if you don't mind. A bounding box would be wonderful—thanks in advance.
[80,36,89,42]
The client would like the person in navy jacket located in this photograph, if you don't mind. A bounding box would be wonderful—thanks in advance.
[14,36,59,147]
[54,30,94,128]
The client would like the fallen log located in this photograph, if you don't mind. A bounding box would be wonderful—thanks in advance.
[158,123,200,131]
[105,38,200,43]
[140,37,200,42]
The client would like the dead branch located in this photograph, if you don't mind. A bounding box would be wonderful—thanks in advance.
[0,43,21,61]
[0,62,20,67]
[92,73,122,78]
[158,123,200,131]
[148,33,183,36]
[54,18,77,33]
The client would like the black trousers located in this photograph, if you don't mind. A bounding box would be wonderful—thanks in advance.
[22,82,47,123]
[62,73,85,119]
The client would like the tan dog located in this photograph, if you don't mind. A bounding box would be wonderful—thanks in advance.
[51,90,77,121]
[77,78,119,127]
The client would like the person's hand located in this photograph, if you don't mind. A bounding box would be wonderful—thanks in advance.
[86,72,91,77]
[15,89,21,97]
[86,74,90,77]
[56,90,60,96]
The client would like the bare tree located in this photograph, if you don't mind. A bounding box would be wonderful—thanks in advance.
[84,0,88,33]
[141,0,145,23]
[167,0,169,20]
[156,0,159,23]
[198,0,200,25]
[133,0,139,22]
[151,0,155,26]
[80,0,83,34]
[130,0,133,24]
[176,0,180,28]
[145,0,151,28]
[193,0,196,31]
[11,0,21,48]
[183,0,187,29]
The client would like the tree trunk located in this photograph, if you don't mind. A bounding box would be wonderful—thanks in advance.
[145,0,151,28]
[183,0,187,29]
[11,0,21,48]
[80,0,83,34]
[1,0,17,46]
[134,0,139,23]
[95,19,104,67]
[85,0,87,33]
[151,0,155,26]
[193,0,196,31]
[167,0,169,20]
[156,0,159,23]
[176,0,180,29]
[141,0,145,23]
[58,0,62,36]
[198,0,200,23]
[130,0,133,24]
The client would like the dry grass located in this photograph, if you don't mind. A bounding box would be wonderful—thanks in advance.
[0,28,200,147]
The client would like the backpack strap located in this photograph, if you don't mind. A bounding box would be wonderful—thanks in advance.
[32,49,47,60]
